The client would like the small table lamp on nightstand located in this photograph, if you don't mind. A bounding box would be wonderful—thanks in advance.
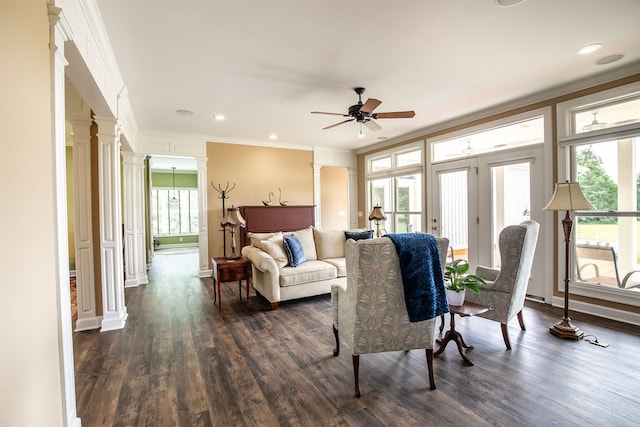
[369,205,387,238]
[221,205,246,259]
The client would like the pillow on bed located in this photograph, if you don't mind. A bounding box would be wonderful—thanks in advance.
[283,234,306,267]
[260,235,288,268]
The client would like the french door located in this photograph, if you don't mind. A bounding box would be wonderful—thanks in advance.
[430,146,546,300]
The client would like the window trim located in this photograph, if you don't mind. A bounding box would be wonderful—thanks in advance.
[365,141,425,233]
[557,84,640,307]
[151,186,199,236]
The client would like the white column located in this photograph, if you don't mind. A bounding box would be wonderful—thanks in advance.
[348,166,358,229]
[122,152,148,287]
[313,163,322,228]
[94,116,127,331]
[197,157,210,277]
[617,139,637,273]
[49,6,81,426]
[67,112,100,331]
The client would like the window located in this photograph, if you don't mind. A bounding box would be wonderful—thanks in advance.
[151,188,199,236]
[558,82,640,304]
[431,116,544,162]
[366,144,423,233]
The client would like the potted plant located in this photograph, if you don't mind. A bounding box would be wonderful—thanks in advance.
[444,259,486,306]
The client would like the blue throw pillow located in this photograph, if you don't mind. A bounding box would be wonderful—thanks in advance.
[344,230,374,241]
[283,234,306,267]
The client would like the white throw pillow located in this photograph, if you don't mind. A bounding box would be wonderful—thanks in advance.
[313,228,346,259]
[290,226,317,261]
[260,235,288,268]
[248,231,282,248]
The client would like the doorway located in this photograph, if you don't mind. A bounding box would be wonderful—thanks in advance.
[430,145,546,300]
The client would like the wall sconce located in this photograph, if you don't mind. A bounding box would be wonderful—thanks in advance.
[220,205,246,259]
[368,205,387,238]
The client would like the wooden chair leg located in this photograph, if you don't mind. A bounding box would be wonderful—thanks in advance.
[517,310,526,331]
[270,302,278,310]
[352,354,361,398]
[425,349,436,390]
[501,323,512,351]
[332,324,340,356]
[439,315,445,334]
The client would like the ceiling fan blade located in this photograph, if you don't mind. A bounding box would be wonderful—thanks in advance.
[363,119,383,132]
[322,118,355,130]
[373,111,416,119]
[311,111,349,116]
[360,98,382,114]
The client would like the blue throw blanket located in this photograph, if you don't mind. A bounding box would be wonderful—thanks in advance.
[386,233,449,322]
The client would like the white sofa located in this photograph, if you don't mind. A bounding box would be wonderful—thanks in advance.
[241,226,369,309]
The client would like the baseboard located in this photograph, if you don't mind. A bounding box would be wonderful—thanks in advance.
[156,243,199,249]
[75,316,101,332]
[550,296,640,326]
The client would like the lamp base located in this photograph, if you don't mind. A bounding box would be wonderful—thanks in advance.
[549,318,584,340]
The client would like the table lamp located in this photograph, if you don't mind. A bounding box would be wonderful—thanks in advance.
[221,206,246,259]
[543,181,594,339]
[368,205,387,238]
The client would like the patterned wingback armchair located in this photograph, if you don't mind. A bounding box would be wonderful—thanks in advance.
[331,235,449,397]
[464,220,540,350]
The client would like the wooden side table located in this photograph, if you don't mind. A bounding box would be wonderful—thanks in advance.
[211,257,252,313]
[434,301,491,366]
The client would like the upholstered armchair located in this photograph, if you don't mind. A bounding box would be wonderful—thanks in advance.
[331,235,449,397]
[464,220,540,350]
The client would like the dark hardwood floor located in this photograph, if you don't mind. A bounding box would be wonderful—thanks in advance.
[74,252,640,426]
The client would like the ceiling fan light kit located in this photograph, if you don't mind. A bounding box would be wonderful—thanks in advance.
[311,87,416,135]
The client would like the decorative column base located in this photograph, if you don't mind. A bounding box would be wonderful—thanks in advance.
[549,318,584,340]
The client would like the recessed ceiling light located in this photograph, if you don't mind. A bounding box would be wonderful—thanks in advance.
[596,54,624,65]
[176,109,194,116]
[268,134,278,140]
[495,0,525,7]
[578,43,602,55]
[377,136,388,140]
[213,114,225,121]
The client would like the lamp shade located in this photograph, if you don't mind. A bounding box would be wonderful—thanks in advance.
[543,182,594,211]
[220,206,246,228]
[368,205,387,221]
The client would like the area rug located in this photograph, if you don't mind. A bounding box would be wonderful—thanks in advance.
[70,276,77,320]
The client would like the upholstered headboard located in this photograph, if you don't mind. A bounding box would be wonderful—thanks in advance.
[239,205,315,247]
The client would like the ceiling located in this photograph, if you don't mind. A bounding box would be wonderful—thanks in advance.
[96,0,640,154]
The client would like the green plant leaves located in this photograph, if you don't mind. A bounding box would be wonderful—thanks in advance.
[444,259,486,293]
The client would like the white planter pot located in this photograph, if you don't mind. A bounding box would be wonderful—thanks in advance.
[445,288,466,306]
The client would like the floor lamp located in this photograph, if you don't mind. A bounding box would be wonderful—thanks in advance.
[543,181,594,340]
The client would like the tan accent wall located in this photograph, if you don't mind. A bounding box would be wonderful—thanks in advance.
[0,2,65,425]
[206,143,314,258]
[320,166,349,230]
[356,73,640,315]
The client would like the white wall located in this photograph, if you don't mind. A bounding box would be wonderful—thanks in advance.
[0,3,65,426]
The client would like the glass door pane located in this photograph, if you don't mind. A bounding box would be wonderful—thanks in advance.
[490,162,531,267]
[431,157,478,268]
[440,170,469,260]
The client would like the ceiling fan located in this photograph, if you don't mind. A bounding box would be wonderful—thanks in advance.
[311,87,415,132]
